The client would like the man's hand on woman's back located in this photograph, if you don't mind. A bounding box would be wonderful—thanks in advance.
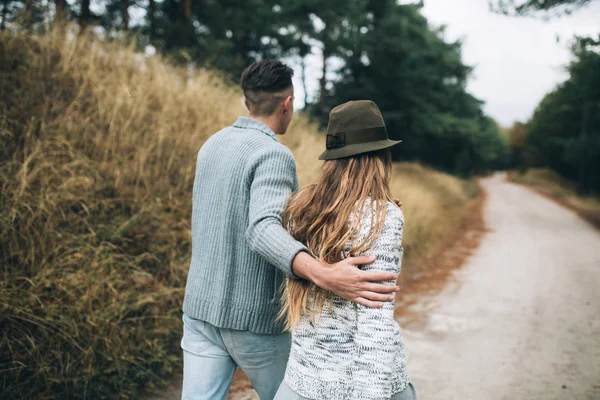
[318,256,399,308]
[291,253,398,308]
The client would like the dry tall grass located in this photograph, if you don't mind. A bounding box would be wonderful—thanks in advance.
[390,163,479,267]
[0,29,477,399]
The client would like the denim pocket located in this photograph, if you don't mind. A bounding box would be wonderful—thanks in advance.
[231,331,278,368]
[180,315,215,356]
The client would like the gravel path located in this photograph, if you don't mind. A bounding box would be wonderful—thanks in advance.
[399,174,600,400]
[152,174,600,400]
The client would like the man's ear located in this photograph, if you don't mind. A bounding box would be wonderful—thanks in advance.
[243,97,250,111]
[282,95,292,114]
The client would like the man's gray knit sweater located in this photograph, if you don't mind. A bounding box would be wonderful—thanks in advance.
[182,116,307,334]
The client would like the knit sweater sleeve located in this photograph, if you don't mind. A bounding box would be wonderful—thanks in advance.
[245,145,308,278]
[353,202,405,399]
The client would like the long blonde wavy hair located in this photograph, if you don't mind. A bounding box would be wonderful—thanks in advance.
[279,149,395,330]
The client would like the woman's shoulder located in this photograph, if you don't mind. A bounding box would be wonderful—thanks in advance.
[383,201,404,233]
[359,198,404,227]
[369,198,403,218]
[385,200,404,221]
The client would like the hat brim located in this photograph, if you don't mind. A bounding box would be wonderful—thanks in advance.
[318,139,402,161]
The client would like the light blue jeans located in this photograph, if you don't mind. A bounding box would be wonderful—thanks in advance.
[180,314,291,400]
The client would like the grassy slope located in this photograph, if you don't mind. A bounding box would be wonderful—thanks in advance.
[509,169,600,230]
[0,30,477,398]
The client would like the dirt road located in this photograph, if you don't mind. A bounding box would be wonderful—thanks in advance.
[154,175,600,400]
[398,174,600,400]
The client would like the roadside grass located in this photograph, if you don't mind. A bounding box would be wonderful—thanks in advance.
[1,28,478,399]
[509,169,600,230]
[390,163,480,269]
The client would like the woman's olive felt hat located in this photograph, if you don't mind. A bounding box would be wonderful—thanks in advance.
[318,100,401,161]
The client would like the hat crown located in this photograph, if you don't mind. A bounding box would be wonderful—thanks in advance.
[318,100,401,161]
[327,100,385,135]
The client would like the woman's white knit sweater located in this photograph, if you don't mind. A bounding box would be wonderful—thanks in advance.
[284,200,410,400]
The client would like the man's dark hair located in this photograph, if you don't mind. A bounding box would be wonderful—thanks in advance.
[240,60,294,116]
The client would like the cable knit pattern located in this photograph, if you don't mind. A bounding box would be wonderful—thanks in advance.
[182,117,307,334]
[284,200,410,399]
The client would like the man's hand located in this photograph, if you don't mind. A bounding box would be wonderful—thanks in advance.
[291,253,398,308]
[314,256,399,308]
[393,198,403,208]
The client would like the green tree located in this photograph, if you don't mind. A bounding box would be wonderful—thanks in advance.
[330,1,508,175]
[101,0,138,32]
[287,0,368,116]
[151,0,299,78]
[80,0,90,30]
[526,35,600,193]
[508,121,528,170]
[1,0,15,29]
[0,0,46,30]
[489,0,596,16]
[55,0,67,24]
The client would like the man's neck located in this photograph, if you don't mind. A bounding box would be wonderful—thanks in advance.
[248,114,279,135]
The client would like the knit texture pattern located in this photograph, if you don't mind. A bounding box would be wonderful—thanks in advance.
[284,200,410,399]
[182,116,307,334]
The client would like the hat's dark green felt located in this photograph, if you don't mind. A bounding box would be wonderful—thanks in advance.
[318,100,401,160]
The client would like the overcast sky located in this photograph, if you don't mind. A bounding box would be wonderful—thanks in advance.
[290,0,600,127]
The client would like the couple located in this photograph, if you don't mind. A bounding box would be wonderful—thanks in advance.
[181,60,416,400]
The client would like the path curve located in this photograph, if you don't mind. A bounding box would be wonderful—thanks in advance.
[399,174,600,400]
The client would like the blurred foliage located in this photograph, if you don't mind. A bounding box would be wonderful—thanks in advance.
[519,35,600,194]
[0,0,510,176]
[507,122,528,171]
[489,0,596,16]
[328,1,509,176]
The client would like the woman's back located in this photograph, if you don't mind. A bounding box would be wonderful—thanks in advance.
[283,199,410,400]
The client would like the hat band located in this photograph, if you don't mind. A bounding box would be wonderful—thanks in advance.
[326,127,388,149]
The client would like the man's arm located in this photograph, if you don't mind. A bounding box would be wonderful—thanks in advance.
[245,146,398,307]
[245,146,307,277]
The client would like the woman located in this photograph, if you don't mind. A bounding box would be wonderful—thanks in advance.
[274,100,416,400]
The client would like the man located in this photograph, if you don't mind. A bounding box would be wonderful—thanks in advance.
[181,60,400,400]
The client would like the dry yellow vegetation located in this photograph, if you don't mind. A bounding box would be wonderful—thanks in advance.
[509,169,600,230]
[0,29,477,398]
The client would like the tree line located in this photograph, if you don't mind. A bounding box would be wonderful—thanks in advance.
[7,0,594,177]
[493,0,599,193]
[508,35,600,193]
